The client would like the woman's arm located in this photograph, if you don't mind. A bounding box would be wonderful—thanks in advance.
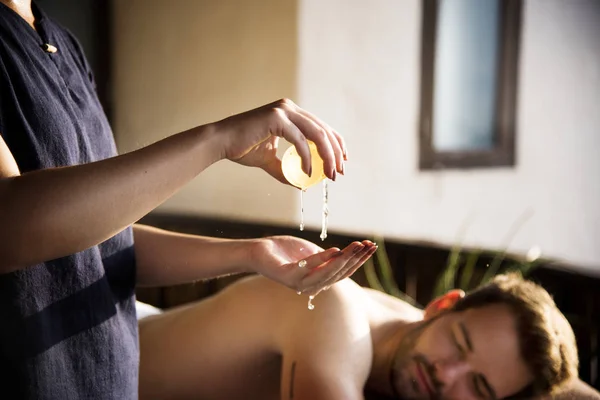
[0,125,220,272]
[133,223,254,287]
[0,99,347,275]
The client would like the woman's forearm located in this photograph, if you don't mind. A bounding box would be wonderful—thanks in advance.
[0,125,222,272]
[133,223,254,287]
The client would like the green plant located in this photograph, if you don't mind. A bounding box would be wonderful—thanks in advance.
[363,235,421,307]
[432,245,542,299]
[364,236,542,306]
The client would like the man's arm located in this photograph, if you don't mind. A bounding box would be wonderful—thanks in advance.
[133,223,254,286]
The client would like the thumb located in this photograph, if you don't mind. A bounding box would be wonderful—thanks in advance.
[262,158,295,187]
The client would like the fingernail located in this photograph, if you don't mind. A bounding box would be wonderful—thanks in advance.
[343,150,348,161]
[332,169,337,181]
[341,162,345,175]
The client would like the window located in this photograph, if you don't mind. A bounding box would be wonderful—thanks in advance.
[419,0,522,170]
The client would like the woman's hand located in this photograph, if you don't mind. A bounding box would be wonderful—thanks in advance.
[212,98,347,184]
[248,236,377,296]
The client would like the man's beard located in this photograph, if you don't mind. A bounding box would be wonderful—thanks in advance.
[391,354,441,400]
[389,319,440,399]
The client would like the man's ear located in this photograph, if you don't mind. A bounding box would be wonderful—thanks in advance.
[424,289,465,320]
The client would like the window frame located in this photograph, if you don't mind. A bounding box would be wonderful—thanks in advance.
[418,0,523,170]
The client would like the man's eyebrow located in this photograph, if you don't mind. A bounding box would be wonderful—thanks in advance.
[460,322,498,400]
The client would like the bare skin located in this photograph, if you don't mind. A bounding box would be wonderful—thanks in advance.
[0,0,34,29]
[138,276,382,400]
[138,276,534,400]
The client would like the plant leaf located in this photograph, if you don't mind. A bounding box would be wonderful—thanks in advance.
[374,236,402,298]
[459,250,481,291]
[480,210,533,285]
[481,250,506,285]
[368,237,421,308]
[434,244,462,298]
[364,258,385,293]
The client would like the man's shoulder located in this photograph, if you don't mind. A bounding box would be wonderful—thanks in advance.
[280,278,373,359]
[224,276,375,390]
[226,274,365,307]
[229,275,419,322]
[362,287,424,321]
[224,276,371,340]
[277,279,374,394]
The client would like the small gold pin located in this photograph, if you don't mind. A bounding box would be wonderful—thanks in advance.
[42,43,58,53]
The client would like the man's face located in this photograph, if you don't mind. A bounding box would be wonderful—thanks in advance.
[391,303,533,400]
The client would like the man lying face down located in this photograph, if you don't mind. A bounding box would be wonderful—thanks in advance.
[138,270,579,400]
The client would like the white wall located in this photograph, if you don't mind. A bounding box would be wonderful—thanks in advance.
[297,0,600,275]
[113,0,600,275]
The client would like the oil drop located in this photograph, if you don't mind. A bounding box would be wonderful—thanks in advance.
[299,189,305,231]
[320,180,329,241]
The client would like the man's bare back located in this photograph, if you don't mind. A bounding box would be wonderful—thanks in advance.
[138,276,423,400]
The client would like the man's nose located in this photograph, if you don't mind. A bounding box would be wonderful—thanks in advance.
[433,358,472,386]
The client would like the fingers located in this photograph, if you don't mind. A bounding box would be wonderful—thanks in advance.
[298,242,363,294]
[258,136,292,184]
[335,242,378,282]
[271,99,344,181]
[275,109,312,176]
[297,241,373,295]
[282,247,343,294]
[314,241,377,293]
[285,112,336,180]
[261,158,292,186]
[332,129,348,162]
[307,242,377,298]
[294,107,346,173]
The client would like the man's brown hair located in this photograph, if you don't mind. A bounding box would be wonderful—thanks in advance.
[451,273,579,399]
